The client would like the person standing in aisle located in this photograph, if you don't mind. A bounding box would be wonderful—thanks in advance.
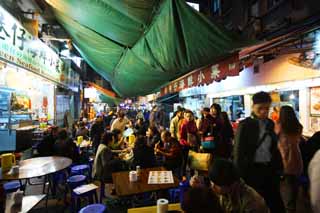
[276,106,303,213]
[210,103,223,155]
[110,110,131,133]
[233,91,285,213]
[170,108,184,140]
[179,110,198,177]
[90,116,104,153]
[219,112,234,159]
[149,105,158,127]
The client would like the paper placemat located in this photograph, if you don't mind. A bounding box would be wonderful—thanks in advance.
[148,171,174,184]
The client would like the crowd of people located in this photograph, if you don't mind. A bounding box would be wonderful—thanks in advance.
[35,91,320,213]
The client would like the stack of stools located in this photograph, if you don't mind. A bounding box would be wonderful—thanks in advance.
[79,203,107,213]
[70,164,91,180]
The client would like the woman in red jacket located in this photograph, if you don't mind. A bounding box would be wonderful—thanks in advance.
[179,110,198,177]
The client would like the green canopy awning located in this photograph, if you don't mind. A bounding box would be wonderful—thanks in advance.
[98,94,121,106]
[47,0,248,97]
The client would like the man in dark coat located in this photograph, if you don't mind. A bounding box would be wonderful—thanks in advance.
[233,91,284,213]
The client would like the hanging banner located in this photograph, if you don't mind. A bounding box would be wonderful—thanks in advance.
[160,54,240,96]
[0,6,64,83]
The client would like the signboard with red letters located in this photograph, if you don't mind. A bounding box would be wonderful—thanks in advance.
[160,54,240,96]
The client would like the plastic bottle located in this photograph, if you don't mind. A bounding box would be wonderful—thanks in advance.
[136,165,141,180]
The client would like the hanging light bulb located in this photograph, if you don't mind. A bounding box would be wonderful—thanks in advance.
[289,94,295,100]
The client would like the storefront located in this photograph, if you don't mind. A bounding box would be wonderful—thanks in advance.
[0,6,77,151]
[179,87,210,118]
[205,53,320,136]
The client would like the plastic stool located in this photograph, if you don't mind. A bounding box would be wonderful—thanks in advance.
[4,181,21,193]
[51,170,68,195]
[79,203,106,213]
[169,188,180,203]
[71,186,98,212]
[70,164,90,177]
[67,175,87,190]
[179,180,190,209]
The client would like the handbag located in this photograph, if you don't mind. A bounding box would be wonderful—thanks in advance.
[188,150,212,171]
[201,136,216,149]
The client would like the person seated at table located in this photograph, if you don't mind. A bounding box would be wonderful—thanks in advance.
[190,159,269,213]
[37,126,59,157]
[75,121,89,140]
[154,130,182,177]
[182,187,223,213]
[110,129,126,150]
[92,131,126,183]
[146,125,160,148]
[53,128,80,163]
[132,135,156,169]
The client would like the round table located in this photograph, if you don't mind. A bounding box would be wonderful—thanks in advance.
[0,156,72,180]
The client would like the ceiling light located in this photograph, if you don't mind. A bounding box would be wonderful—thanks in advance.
[289,94,295,100]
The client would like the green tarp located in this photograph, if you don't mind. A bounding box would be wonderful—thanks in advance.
[98,94,121,106]
[47,0,247,97]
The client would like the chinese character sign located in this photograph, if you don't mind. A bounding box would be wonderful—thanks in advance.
[160,54,240,96]
[0,6,62,82]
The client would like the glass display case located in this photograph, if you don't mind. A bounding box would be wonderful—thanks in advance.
[0,88,12,130]
[0,88,32,151]
[0,88,32,130]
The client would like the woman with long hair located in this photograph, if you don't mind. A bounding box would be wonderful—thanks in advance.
[276,106,303,213]
[210,103,224,156]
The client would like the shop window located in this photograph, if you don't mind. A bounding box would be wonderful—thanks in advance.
[270,90,300,121]
[213,95,245,121]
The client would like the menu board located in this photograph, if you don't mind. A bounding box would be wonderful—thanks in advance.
[148,171,174,184]
[310,87,320,116]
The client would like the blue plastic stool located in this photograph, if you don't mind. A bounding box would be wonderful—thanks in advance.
[51,170,68,195]
[79,203,106,213]
[169,188,180,203]
[71,186,98,213]
[67,175,87,190]
[70,164,90,177]
[4,181,21,193]
[179,180,190,209]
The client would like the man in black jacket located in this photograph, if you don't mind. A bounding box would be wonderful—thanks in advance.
[233,91,284,213]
